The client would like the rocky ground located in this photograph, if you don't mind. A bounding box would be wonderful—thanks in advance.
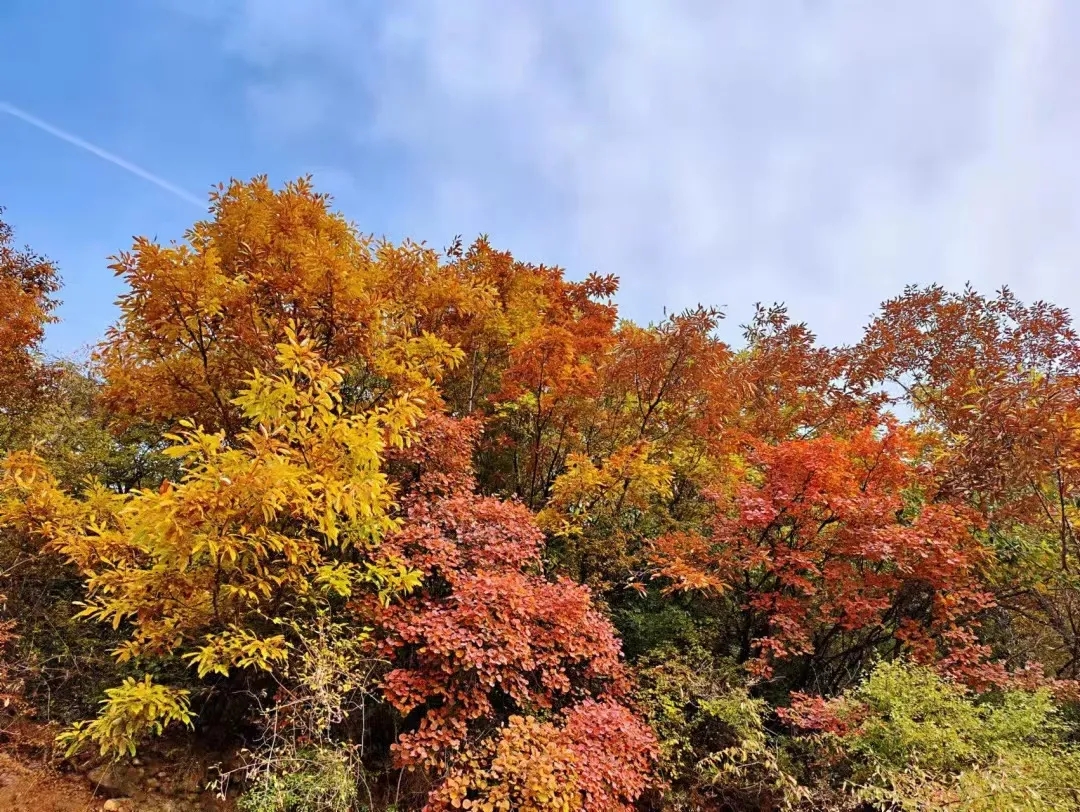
[0,749,107,812]
[0,721,234,812]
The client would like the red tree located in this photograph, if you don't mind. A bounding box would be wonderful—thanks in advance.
[364,414,655,803]
[652,419,996,689]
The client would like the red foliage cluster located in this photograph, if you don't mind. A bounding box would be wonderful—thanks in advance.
[560,699,657,810]
[652,421,996,684]
[379,564,627,768]
[371,415,643,778]
[390,412,485,499]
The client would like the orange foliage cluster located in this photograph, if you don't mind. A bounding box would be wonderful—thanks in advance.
[0,210,60,422]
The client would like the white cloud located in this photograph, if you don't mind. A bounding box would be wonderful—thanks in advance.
[181,0,1080,345]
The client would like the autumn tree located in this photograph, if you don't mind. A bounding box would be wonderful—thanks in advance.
[651,420,995,691]
[422,237,622,508]
[537,307,737,590]
[0,208,61,446]
[850,284,1080,520]
[98,176,466,437]
[3,331,428,756]
[851,285,1080,678]
[364,413,656,807]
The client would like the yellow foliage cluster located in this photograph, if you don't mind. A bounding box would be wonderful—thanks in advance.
[0,329,430,757]
[431,715,582,812]
[98,175,468,435]
[57,675,192,759]
[539,442,674,539]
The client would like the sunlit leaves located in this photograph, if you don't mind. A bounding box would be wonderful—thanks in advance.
[97,176,464,435]
[651,422,994,685]
[183,626,290,679]
[5,333,426,754]
[0,208,60,438]
[56,675,192,760]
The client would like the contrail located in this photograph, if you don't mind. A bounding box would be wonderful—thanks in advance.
[0,101,204,208]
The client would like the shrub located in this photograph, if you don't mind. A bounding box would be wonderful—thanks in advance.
[783,660,1080,810]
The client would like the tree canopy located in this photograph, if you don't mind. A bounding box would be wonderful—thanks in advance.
[2,179,1080,811]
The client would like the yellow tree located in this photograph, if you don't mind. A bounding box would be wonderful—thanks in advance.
[98,176,470,437]
[1,329,436,757]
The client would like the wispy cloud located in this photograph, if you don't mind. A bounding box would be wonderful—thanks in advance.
[172,1,1080,344]
[0,101,204,208]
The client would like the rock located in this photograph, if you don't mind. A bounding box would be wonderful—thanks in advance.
[157,769,169,778]
[102,799,134,812]
[146,776,161,789]
[86,763,127,795]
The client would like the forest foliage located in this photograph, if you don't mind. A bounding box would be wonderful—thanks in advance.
[2,178,1080,810]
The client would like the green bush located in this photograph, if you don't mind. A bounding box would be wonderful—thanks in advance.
[635,646,805,810]
[789,660,1080,811]
[238,744,360,812]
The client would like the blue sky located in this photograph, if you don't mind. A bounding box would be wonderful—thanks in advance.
[3,1,1080,359]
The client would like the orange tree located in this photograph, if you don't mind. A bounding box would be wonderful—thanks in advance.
[851,285,1080,678]
[97,176,470,437]
[650,417,996,693]
[421,236,622,508]
[0,208,61,444]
